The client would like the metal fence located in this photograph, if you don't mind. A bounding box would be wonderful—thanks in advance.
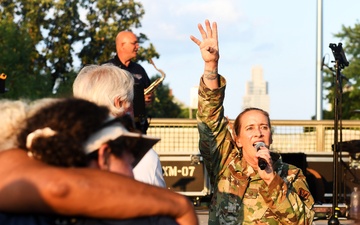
[147,119,360,155]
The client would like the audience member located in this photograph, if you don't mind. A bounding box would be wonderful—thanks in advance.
[104,31,153,134]
[191,20,315,224]
[10,97,171,224]
[73,64,165,187]
[0,98,197,225]
[0,98,56,151]
[0,99,28,151]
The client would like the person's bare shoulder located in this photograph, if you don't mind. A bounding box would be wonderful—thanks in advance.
[0,148,30,169]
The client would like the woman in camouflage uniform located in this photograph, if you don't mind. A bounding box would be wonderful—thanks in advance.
[191,20,315,225]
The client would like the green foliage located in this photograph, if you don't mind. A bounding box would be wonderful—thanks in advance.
[146,75,187,118]
[0,0,190,117]
[322,22,360,120]
[0,17,51,100]
[77,0,159,65]
[179,108,197,119]
[0,0,159,100]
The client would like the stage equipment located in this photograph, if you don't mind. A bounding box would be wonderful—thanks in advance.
[339,140,360,170]
[160,155,210,205]
[328,43,349,225]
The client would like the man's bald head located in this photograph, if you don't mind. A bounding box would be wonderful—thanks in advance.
[115,31,139,64]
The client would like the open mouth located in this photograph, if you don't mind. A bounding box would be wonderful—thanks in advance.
[253,142,266,150]
[253,142,262,147]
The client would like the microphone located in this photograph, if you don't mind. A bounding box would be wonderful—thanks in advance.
[255,142,267,170]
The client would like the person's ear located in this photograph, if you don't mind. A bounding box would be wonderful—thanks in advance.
[115,99,133,116]
[114,98,123,109]
[98,144,111,170]
[234,136,242,148]
[120,42,129,51]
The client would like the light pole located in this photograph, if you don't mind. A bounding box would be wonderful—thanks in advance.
[316,0,324,120]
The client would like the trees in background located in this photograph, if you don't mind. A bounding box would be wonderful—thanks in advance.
[0,16,51,98]
[145,74,189,118]
[322,22,360,120]
[0,0,187,118]
[0,0,158,98]
[2,1,359,119]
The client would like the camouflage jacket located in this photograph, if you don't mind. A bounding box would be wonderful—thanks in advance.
[197,76,315,225]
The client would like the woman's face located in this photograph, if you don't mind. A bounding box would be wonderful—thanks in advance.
[235,110,272,164]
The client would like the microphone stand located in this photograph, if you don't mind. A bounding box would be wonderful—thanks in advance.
[328,43,349,225]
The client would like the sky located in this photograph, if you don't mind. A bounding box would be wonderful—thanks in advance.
[133,0,360,120]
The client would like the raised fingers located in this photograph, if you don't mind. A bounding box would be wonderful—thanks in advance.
[190,35,201,46]
[190,20,218,47]
[198,22,207,40]
[212,21,218,42]
[205,20,212,38]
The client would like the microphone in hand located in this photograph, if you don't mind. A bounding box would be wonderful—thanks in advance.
[255,142,267,170]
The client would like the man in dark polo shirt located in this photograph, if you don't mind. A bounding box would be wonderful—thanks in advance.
[104,31,152,134]
[103,31,165,187]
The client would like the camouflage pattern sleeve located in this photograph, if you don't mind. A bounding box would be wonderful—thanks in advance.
[196,75,234,186]
[259,163,315,224]
[196,74,315,224]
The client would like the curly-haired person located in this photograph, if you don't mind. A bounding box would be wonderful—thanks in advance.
[73,64,165,187]
[0,98,197,225]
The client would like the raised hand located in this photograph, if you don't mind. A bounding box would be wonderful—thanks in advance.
[190,20,220,89]
[190,19,219,64]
